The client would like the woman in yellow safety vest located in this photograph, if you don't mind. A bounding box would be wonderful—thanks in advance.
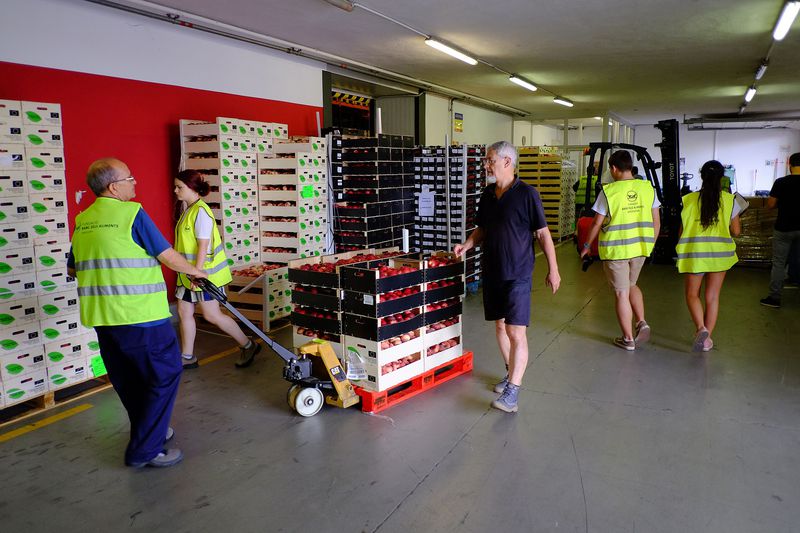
[676,160,741,352]
[174,170,260,369]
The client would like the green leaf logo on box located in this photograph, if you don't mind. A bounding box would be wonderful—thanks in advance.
[221,141,231,150]
[51,374,67,385]
[6,363,24,375]
[30,158,46,169]
[41,280,57,292]
[42,304,59,315]
[0,212,5,222]
[27,134,44,146]
[43,328,60,339]
[0,237,7,248]
[0,313,14,325]
[1,339,19,350]
[39,256,57,268]
[25,111,42,123]
[88,341,100,351]
[48,351,65,362]
[0,262,11,274]
[29,180,45,191]
[0,288,12,300]
[8,388,25,399]
[220,124,230,133]
[32,203,47,214]
[33,224,49,235]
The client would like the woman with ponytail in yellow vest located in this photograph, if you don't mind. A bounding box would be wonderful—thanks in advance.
[676,161,742,352]
[174,170,261,368]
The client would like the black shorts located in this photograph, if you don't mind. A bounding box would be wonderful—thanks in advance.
[483,278,532,326]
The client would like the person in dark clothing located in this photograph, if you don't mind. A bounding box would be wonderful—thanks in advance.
[454,141,560,413]
[761,152,800,308]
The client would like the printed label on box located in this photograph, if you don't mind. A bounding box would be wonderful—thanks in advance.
[22,125,63,148]
[0,345,46,380]
[0,125,23,144]
[0,296,38,328]
[21,101,62,126]
[29,192,68,217]
[45,336,89,366]
[0,144,26,170]
[34,241,71,271]
[0,249,36,278]
[2,369,48,405]
[40,312,82,342]
[37,288,79,318]
[0,170,28,197]
[0,321,41,352]
[26,171,66,193]
[0,100,22,126]
[0,196,30,223]
[0,221,34,251]
[31,216,69,244]
[0,271,38,302]
[36,268,77,295]
[26,148,65,171]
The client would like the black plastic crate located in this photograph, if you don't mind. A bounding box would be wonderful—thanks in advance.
[343,137,378,148]
[342,147,391,161]
[337,215,392,232]
[291,309,341,335]
[343,174,404,189]
[424,252,465,282]
[343,311,423,341]
[424,300,463,325]
[425,280,465,304]
[340,258,423,294]
[334,229,394,246]
[342,289,423,318]
[291,286,341,310]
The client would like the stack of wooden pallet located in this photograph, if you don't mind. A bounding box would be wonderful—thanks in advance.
[517,147,572,240]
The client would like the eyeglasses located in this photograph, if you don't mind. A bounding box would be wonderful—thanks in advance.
[111,175,136,185]
[483,157,507,165]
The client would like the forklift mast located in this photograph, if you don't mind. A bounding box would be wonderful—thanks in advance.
[652,119,681,263]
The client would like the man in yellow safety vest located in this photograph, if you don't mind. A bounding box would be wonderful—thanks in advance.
[69,158,207,468]
[580,150,661,350]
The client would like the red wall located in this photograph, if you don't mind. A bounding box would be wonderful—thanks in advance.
[2,61,322,291]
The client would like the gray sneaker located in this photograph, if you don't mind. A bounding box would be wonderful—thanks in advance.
[128,448,183,468]
[235,340,261,368]
[491,383,519,413]
[493,374,509,393]
[634,320,651,343]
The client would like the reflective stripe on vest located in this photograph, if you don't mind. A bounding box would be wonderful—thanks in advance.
[598,180,656,260]
[71,198,170,327]
[676,191,738,273]
[174,200,233,290]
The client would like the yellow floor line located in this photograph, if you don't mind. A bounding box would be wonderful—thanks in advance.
[0,403,93,443]
[198,346,239,366]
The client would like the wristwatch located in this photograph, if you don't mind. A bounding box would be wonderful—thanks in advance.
[583,242,591,249]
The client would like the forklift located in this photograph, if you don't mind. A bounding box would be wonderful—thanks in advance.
[577,119,683,264]
[196,278,360,417]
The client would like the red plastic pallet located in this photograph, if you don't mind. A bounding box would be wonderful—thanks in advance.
[354,351,473,414]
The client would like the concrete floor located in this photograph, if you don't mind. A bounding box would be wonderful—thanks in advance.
[1,244,799,533]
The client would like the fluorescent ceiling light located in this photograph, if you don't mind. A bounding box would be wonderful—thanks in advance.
[509,76,537,92]
[744,85,757,103]
[755,61,769,80]
[424,39,477,65]
[773,1,800,41]
[594,116,603,120]
[738,105,747,115]
[553,97,574,107]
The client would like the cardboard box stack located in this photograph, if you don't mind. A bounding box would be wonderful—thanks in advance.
[334,135,415,252]
[0,100,104,409]
[413,144,485,289]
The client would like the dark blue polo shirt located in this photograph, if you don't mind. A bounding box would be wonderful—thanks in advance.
[477,179,547,281]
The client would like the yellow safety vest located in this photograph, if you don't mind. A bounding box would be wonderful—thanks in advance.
[598,180,656,260]
[174,200,232,290]
[676,191,737,273]
[72,198,170,326]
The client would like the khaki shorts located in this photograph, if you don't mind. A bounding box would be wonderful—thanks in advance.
[602,257,646,291]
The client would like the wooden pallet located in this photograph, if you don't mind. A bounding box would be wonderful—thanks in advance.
[354,351,473,413]
[0,375,112,428]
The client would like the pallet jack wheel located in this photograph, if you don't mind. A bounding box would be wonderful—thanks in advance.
[293,387,324,417]
[287,384,302,408]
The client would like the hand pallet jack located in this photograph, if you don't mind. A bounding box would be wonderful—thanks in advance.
[195,278,360,417]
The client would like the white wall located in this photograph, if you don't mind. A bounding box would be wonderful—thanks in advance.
[424,93,513,146]
[0,0,323,107]
[634,124,800,195]
[513,122,560,147]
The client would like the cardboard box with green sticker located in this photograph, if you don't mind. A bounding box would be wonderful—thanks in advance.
[0,248,36,278]
[0,100,22,126]
[0,345,45,381]
[2,368,48,405]
[0,296,38,328]
[46,360,87,390]
[22,125,63,148]
[28,192,68,217]
[34,241,70,272]
[25,148,65,172]
[39,312,82,342]
[21,101,62,127]
[26,171,66,193]
[0,320,42,353]
[36,268,77,295]
[0,144,26,171]
[0,170,28,197]
[0,196,31,223]
[30,215,69,245]
[0,272,38,302]
[37,288,79,319]
[88,354,107,378]
[44,336,90,367]
[0,222,34,251]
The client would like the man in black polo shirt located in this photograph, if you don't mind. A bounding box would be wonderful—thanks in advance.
[455,141,561,413]
[761,152,800,308]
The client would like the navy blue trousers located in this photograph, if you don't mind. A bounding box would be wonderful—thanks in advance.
[95,321,182,465]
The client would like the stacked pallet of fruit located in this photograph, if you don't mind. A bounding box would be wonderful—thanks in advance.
[288,248,408,357]
[334,134,415,252]
[421,252,465,370]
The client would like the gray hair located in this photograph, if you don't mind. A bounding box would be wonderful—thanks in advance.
[487,141,517,167]
[86,158,122,195]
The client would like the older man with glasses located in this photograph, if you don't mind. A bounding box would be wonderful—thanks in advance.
[455,141,560,413]
[68,158,207,468]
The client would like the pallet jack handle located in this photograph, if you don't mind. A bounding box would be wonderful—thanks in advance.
[193,277,297,364]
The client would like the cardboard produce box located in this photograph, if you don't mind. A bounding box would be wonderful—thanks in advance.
[28,192,68,217]
[21,101,62,126]
[0,144,26,170]
[0,124,22,144]
[0,222,34,250]
[0,170,28,197]
[37,268,77,295]
[0,248,36,278]
[0,345,46,381]
[0,296,38,328]
[0,320,42,353]
[34,240,71,271]
[47,360,88,390]
[0,196,31,222]
[26,148,65,171]
[2,369,48,406]
[26,171,66,193]
[22,125,63,148]
[40,312,82,342]
[0,100,22,126]
[44,336,92,366]
[31,216,69,244]
[0,272,38,301]
[37,288,79,319]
